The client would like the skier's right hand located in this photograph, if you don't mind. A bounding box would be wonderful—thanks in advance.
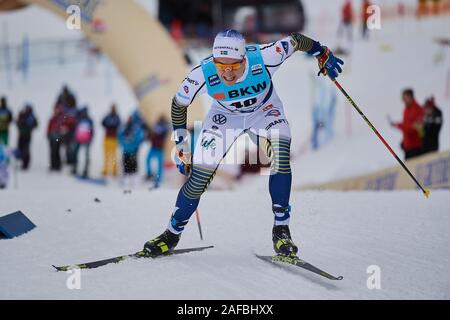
[175,151,192,176]
[317,46,344,80]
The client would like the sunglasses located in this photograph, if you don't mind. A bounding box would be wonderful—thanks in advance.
[213,59,244,71]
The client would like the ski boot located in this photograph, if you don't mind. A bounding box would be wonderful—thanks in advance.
[272,225,298,257]
[143,229,180,257]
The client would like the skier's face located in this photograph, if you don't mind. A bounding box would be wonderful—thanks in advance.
[214,57,246,86]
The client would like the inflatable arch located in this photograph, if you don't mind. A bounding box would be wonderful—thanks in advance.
[0,0,205,127]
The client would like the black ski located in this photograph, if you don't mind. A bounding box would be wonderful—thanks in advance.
[255,254,343,281]
[53,245,214,271]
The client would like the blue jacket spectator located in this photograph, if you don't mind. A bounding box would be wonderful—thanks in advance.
[118,116,144,176]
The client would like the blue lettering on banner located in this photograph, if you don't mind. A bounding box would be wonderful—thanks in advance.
[416,156,450,187]
[366,172,399,190]
[208,75,221,87]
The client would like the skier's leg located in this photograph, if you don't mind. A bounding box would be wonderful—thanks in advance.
[167,163,217,234]
[249,99,297,256]
[168,112,243,235]
[144,110,243,256]
[265,137,292,215]
[249,99,292,222]
[254,133,292,228]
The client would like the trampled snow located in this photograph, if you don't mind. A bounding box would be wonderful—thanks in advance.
[1,170,449,299]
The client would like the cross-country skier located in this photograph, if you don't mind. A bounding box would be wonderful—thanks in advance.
[143,30,344,257]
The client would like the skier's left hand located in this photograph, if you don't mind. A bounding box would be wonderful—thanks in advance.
[317,46,344,80]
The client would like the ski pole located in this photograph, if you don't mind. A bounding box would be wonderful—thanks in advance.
[331,79,430,198]
[195,209,203,240]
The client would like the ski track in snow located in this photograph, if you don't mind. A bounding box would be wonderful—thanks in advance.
[1,171,449,299]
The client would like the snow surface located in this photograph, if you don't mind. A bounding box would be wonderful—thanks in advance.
[0,1,450,299]
[1,170,449,299]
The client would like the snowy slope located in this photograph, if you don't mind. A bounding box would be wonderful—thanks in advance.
[1,171,449,299]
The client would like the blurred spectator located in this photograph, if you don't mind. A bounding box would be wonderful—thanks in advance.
[0,96,13,146]
[56,86,78,166]
[145,115,169,188]
[47,104,64,171]
[57,85,76,108]
[118,115,144,190]
[73,106,94,177]
[431,0,441,15]
[130,109,145,128]
[170,20,184,47]
[311,76,337,150]
[0,143,12,189]
[389,89,425,160]
[422,96,443,154]
[101,104,121,177]
[337,0,354,52]
[417,0,429,17]
[361,0,372,39]
[16,104,38,170]
[62,104,78,167]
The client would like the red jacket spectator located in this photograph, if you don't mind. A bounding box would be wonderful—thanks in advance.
[47,105,64,138]
[395,99,424,152]
[342,0,353,24]
[362,0,372,23]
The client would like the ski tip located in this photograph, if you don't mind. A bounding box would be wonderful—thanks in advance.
[52,264,72,272]
[52,264,63,271]
[424,189,431,198]
[335,276,344,280]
